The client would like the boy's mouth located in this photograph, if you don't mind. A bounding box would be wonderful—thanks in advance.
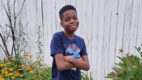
[71,26,76,28]
[68,23,79,30]
[70,25,77,29]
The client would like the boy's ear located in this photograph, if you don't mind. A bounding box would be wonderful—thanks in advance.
[60,21,64,27]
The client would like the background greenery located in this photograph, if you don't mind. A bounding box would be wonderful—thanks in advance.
[105,45,142,80]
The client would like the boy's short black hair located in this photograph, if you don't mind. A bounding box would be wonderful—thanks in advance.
[59,5,77,20]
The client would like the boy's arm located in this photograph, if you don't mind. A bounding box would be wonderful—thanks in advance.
[55,54,76,71]
[64,55,90,71]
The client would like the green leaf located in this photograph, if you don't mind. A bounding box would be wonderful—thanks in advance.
[135,47,141,52]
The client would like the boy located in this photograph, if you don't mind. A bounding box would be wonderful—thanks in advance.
[50,5,90,80]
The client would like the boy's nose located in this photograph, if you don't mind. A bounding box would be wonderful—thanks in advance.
[70,19,76,23]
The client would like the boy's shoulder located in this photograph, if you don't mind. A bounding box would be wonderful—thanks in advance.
[75,35,83,39]
[75,34,85,42]
[54,31,63,35]
[53,31,64,37]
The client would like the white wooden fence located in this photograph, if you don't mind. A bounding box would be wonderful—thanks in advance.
[0,0,142,80]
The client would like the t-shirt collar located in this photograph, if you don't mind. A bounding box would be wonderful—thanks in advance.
[61,31,76,41]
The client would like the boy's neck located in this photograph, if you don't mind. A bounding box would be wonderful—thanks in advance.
[64,31,74,39]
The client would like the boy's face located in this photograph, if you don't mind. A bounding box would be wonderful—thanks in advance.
[60,10,79,34]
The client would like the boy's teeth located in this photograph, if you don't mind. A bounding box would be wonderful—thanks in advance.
[72,26,75,27]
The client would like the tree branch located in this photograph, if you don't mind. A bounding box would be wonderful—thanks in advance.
[0,33,10,57]
[1,0,13,28]
[11,0,16,56]
[0,44,8,56]
[16,0,25,18]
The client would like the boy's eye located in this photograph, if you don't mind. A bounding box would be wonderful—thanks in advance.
[74,17,77,20]
[64,16,78,22]
[65,18,70,22]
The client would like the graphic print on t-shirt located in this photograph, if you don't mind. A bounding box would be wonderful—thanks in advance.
[65,43,80,59]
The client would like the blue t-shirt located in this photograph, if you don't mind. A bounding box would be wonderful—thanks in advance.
[50,31,87,80]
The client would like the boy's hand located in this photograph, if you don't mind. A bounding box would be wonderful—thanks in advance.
[64,56,82,63]
[64,55,89,71]
[64,56,73,62]
[64,56,80,71]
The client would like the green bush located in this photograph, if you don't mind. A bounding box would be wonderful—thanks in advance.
[0,53,52,80]
[81,72,93,80]
[105,45,142,80]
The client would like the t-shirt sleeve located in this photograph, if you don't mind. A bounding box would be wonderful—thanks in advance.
[50,34,63,57]
[80,39,87,56]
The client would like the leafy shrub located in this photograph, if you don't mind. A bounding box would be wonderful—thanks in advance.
[0,52,52,80]
[81,72,93,80]
[105,45,142,80]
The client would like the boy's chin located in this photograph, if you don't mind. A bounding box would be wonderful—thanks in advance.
[67,30,76,34]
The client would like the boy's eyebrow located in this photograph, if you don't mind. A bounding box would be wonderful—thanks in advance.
[64,13,77,17]
[64,15,77,19]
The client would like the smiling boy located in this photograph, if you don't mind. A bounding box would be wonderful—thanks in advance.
[50,5,90,80]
